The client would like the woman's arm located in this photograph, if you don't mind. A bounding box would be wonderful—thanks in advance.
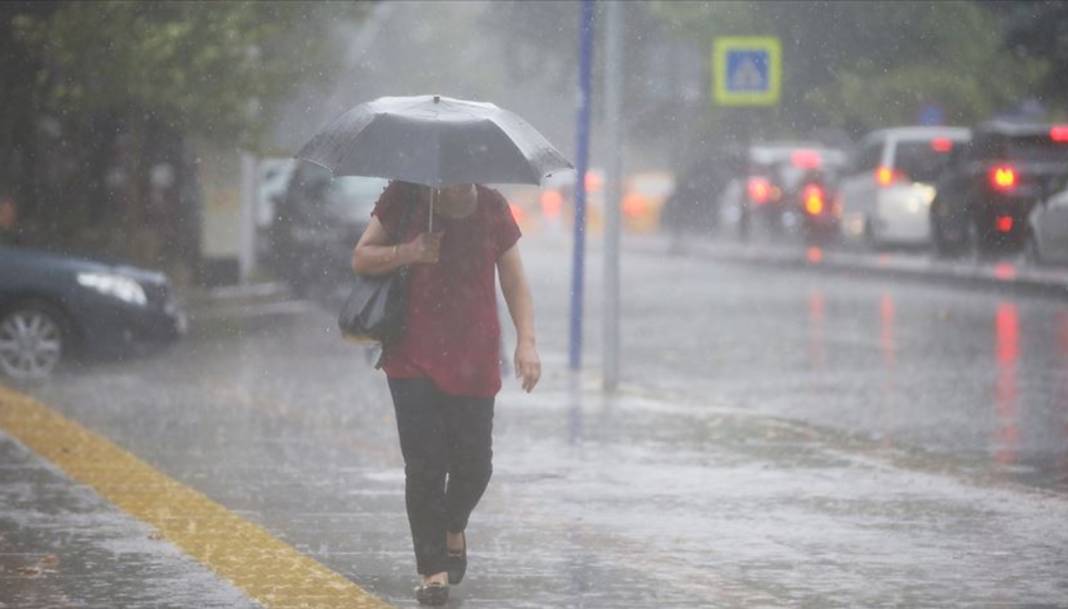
[497,243,540,392]
[352,217,441,275]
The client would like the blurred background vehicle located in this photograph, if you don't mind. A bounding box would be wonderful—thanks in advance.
[931,121,1068,256]
[538,168,676,236]
[796,168,840,244]
[837,126,970,248]
[268,163,388,298]
[717,142,846,240]
[0,245,186,379]
[1026,176,1068,265]
[254,158,298,266]
[661,147,741,238]
[623,171,676,233]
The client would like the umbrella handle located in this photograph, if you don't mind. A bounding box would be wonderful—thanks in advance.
[428,186,434,233]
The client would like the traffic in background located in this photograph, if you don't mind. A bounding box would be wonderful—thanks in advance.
[245,114,1068,313]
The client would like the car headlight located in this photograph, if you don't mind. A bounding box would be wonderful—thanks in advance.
[918,184,937,205]
[77,272,148,306]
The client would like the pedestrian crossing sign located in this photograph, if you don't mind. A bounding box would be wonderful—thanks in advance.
[713,37,781,106]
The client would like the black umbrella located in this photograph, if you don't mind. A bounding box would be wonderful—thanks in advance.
[297,95,573,228]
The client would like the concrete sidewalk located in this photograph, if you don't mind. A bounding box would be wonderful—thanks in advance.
[0,428,261,609]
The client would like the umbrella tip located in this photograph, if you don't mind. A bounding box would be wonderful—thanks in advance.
[433,95,441,104]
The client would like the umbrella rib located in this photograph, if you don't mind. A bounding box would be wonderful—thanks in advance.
[299,156,335,175]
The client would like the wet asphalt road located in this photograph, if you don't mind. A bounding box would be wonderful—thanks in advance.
[2,232,1068,608]
[552,233,1068,491]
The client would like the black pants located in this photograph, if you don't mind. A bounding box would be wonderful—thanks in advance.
[388,378,494,576]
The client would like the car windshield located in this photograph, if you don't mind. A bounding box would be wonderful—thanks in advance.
[324,177,389,223]
[894,140,957,182]
[971,133,1068,163]
[753,146,846,189]
[1003,136,1068,162]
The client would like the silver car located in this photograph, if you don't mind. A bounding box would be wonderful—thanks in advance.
[838,126,971,247]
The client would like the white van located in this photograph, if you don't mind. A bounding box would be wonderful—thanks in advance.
[838,127,970,246]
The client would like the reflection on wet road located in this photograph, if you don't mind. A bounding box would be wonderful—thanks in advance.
[531,235,1068,492]
[808,289,826,369]
[880,293,895,369]
[995,302,1019,466]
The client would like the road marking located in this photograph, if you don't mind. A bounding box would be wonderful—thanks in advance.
[0,384,395,609]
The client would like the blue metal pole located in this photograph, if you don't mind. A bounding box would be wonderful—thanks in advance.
[570,0,594,372]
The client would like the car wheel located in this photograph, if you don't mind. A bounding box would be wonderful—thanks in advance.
[931,201,953,256]
[864,215,883,250]
[0,301,69,380]
[1024,229,1043,266]
[737,206,751,241]
[966,217,989,260]
[932,200,969,257]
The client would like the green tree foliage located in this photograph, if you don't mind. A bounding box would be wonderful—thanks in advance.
[0,1,365,271]
[8,0,364,146]
[997,0,1068,113]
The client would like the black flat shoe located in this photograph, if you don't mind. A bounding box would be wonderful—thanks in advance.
[447,531,467,585]
[415,582,449,606]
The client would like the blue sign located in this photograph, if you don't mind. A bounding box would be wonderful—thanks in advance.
[726,51,770,93]
[918,104,945,126]
[713,37,781,106]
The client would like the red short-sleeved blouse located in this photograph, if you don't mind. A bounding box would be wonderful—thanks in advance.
[371,181,521,398]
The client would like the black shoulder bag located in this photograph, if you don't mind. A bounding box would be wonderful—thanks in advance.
[338,193,415,349]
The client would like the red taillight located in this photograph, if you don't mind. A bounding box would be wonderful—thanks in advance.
[540,189,564,218]
[875,166,905,187]
[747,176,772,205]
[803,184,825,215]
[622,193,647,219]
[1050,125,1068,143]
[989,164,1017,192]
[930,137,954,153]
[585,171,603,192]
[996,216,1014,233]
[791,149,823,170]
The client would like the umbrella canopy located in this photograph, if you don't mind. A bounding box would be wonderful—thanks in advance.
[296,95,572,188]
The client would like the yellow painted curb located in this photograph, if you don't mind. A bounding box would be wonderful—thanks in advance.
[0,384,395,609]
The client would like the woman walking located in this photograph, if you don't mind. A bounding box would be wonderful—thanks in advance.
[352,180,541,605]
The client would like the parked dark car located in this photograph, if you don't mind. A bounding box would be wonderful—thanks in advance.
[662,146,743,237]
[269,163,388,297]
[0,245,186,379]
[930,121,1068,256]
